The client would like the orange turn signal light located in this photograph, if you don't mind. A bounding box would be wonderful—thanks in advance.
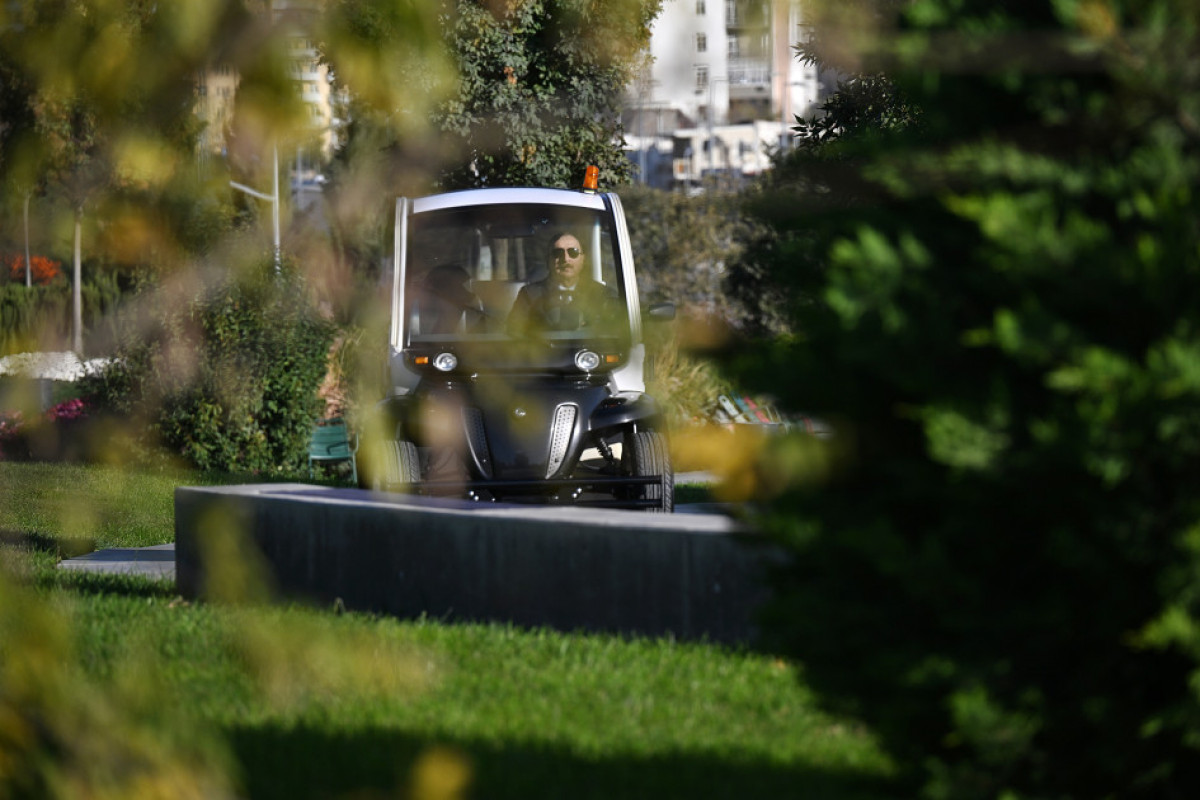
[414,356,430,365]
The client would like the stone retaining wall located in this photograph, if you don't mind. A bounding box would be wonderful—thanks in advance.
[175,484,785,644]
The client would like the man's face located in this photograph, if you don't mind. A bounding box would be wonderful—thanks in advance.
[550,235,584,287]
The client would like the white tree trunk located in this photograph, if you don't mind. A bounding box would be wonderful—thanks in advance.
[73,210,82,354]
[23,192,32,288]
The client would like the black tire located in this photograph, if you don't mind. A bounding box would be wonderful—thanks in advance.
[360,438,420,491]
[380,439,421,491]
[626,430,674,512]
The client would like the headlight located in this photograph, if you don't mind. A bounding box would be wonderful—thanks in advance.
[433,352,458,372]
[574,349,601,372]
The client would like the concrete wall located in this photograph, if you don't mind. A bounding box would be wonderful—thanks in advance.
[175,484,787,644]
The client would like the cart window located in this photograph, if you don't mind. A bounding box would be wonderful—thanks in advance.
[406,204,624,341]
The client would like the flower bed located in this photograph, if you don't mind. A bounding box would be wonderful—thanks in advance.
[0,397,91,462]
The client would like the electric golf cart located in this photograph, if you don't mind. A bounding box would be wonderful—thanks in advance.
[358,177,676,511]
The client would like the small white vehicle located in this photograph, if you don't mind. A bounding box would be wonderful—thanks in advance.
[360,173,676,511]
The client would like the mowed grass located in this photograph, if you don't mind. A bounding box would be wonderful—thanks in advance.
[1,462,897,798]
[0,461,247,549]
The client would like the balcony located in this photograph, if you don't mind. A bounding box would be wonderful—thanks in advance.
[728,59,770,86]
[725,0,768,30]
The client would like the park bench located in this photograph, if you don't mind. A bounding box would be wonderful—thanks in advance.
[711,394,833,438]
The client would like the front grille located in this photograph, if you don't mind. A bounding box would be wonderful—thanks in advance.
[545,404,578,478]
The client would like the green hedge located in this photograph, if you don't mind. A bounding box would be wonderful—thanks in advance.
[0,272,123,356]
[80,259,334,474]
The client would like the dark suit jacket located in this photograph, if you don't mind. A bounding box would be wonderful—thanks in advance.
[507,279,619,334]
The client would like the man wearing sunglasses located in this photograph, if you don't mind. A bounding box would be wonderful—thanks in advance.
[507,231,618,334]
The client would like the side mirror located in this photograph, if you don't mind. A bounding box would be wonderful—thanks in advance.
[645,302,676,322]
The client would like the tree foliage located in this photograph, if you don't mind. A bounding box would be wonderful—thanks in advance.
[0,0,247,226]
[325,0,659,194]
[619,185,764,326]
[789,0,916,148]
[738,0,1200,796]
[435,0,659,189]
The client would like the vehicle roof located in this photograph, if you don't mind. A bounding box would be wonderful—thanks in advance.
[411,187,608,214]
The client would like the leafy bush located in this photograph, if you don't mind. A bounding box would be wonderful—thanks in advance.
[737,0,1200,797]
[0,269,122,356]
[619,184,771,332]
[81,258,334,474]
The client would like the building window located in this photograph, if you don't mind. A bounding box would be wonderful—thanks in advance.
[695,65,709,91]
[696,33,707,53]
[696,0,705,13]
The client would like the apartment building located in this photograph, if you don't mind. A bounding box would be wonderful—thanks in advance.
[625,0,828,188]
[195,0,338,164]
[274,0,337,160]
[194,62,240,158]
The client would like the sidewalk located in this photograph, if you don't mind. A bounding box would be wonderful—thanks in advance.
[57,543,176,580]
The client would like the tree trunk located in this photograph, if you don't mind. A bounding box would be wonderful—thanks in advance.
[73,209,82,354]
[23,192,32,288]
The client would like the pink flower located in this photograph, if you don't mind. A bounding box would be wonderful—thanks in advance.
[46,398,88,422]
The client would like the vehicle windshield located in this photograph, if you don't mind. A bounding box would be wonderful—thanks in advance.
[405,203,628,346]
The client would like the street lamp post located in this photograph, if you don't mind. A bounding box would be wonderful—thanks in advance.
[230,145,281,271]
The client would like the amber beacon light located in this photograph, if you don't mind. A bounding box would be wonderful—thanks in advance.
[582,165,599,193]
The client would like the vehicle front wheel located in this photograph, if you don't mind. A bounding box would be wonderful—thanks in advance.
[381,439,421,491]
[360,438,420,491]
[625,430,673,512]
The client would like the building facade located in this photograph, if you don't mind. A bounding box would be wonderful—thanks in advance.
[625,0,828,189]
[194,0,339,165]
[194,62,240,158]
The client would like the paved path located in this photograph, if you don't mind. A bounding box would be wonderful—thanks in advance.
[57,543,176,580]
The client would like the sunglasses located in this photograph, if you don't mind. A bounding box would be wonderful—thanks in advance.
[551,246,581,260]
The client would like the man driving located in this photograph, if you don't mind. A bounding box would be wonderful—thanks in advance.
[506,232,618,334]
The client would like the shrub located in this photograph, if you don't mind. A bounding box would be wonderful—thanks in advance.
[0,269,124,356]
[81,258,334,474]
[619,184,767,331]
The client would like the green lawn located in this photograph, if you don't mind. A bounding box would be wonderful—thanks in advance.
[0,462,897,799]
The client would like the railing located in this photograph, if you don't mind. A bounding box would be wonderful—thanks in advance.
[727,59,770,85]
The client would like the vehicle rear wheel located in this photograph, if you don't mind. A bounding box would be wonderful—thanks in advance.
[625,430,673,512]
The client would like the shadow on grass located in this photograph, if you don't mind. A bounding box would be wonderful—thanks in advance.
[40,567,178,600]
[0,528,95,558]
[226,723,901,800]
[0,535,173,600]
